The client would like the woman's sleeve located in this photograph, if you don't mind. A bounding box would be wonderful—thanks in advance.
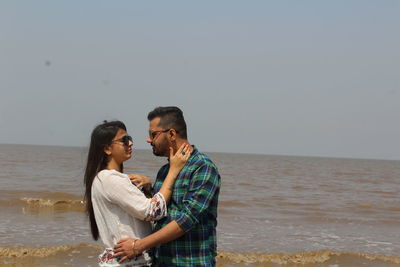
[102,175,167,221]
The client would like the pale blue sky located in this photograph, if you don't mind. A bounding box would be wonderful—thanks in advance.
[1,1,399,160]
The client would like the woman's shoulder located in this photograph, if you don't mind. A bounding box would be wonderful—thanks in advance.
[97,169,129,182]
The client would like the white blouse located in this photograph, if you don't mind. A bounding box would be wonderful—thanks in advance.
[91,169,167,265]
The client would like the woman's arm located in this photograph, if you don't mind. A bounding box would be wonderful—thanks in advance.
[104,144,192,221]
[157,143,192,203]
[128,143,192,202]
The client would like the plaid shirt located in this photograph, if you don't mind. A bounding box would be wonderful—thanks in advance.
[152,146,221,267]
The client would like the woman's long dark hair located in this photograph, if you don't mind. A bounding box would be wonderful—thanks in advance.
[84,120,126,240]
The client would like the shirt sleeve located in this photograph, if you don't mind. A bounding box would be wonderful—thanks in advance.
[102,174,167,221]
[173,163,220,232]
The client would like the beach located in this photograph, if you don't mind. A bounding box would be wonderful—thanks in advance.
[0,144,399,266]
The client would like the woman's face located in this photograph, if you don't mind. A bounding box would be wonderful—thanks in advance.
[106,128,133,163]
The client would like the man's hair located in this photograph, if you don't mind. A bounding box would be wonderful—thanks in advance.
[147,106,187,139]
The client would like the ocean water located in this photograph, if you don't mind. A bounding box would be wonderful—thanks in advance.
[0,144,399,266]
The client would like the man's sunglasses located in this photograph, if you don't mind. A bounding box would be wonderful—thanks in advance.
[112,135,133,146]
[148,128,180,140]
[149,129,170,140]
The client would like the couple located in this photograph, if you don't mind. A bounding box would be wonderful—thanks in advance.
[83,106,221,267]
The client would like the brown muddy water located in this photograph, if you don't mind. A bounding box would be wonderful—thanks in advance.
[0,144,399,266]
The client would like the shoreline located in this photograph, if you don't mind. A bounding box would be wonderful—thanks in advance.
[1,244,400,266]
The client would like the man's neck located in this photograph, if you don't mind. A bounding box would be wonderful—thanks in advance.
[171,139,189,155]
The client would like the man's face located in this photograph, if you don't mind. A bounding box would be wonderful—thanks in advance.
[147,117,170,157]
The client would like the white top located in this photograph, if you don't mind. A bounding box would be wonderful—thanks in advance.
[92,169,167,266]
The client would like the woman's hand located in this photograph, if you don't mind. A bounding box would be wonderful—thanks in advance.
[169,143,193,174]
[154,144,192,204]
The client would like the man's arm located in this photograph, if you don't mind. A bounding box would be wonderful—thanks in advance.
[114,162,220,263]
[172,163,220,232]
[113,220,184,263]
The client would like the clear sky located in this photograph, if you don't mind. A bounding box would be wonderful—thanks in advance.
[1,1,399,160]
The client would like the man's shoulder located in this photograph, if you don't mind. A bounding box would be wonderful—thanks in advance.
[190,148,218,171]
[159,162,170,170]
[157,163,170,177]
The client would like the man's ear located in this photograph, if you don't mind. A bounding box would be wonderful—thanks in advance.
[104,145,112,156]
[168,129,178,142]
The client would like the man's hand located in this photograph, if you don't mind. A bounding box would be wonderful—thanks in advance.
[128,174,152,191]
[113,238,140,263]
[113,221,185,263]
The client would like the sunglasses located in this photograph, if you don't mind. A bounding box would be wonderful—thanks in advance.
[148,128,180,140]
[149,129,170,140]
[112,135,133,146]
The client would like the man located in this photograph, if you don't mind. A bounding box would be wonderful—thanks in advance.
[114,106,221,267]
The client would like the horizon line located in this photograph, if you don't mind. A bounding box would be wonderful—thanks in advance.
[1,142,399,162]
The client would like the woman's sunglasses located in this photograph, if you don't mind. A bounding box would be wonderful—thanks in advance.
[112,135,133,146]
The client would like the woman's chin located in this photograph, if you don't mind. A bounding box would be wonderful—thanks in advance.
[124,153,132,160]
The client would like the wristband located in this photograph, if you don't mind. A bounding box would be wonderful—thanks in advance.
[131,239,138,260]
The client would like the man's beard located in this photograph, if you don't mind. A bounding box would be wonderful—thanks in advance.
[152,144,168,157]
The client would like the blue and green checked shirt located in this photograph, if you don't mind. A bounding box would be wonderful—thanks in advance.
[152,146,221,267]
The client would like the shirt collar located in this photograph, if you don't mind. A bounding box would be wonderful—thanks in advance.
[167,144,199,163]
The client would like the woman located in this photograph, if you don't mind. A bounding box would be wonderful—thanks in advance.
[84,120,191,266]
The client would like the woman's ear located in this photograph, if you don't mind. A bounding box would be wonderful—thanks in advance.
[104,145,112,156]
